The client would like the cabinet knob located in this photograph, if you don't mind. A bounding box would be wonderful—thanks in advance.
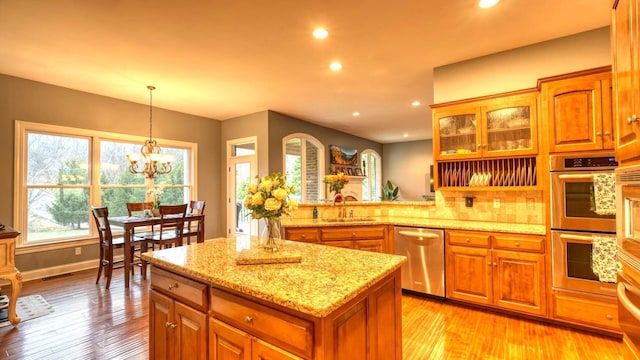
[165,321,177,329]
[604,131,611,137]
[487,262,492,266]
[465,238,470,243]
[352,232,357,237]
[596,131,602,136]
[493,262,497,267]
[245,316,253,324]
[515,242,520,247]
[628,114,639,124]
[301,234,306,239]
[168,283,179,291]
[606,314,613,320]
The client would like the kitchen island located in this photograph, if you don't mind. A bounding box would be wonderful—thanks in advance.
[142,236,407,359]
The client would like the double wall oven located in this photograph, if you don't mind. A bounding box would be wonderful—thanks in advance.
[550,153,618,298]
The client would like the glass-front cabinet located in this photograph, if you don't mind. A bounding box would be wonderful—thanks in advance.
[433,91,538,160]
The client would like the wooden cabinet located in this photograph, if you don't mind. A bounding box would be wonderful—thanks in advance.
[432,91,539,190]
[433,91,538,160]
[613,0,640,163]
[540,67,614,153]
[552,290,619,332]
[284,224,389,254]
[445,230,546,316]
[150,267,209,360]
[210,270,402,360]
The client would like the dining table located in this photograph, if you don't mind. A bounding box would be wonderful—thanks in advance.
[109,213,205,288]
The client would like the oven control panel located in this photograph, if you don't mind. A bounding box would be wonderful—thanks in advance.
[550,153,618,171]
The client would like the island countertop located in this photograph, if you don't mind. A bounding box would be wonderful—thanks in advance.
[142,236,407,317]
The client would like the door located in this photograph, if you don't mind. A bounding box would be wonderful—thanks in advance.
[210,319,251,360]
[150,290,173,360]
[227,138,257,236]
[175,301,208,360]
[445,245,492,304]
[493,250,546,316]
[613,0,640,161]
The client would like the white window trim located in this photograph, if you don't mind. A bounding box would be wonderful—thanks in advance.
[13,120,198,251]
[282,133,325,202]
[361,149,382,201]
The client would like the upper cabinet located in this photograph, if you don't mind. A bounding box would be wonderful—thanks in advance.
[612,0,640,163]
[433,91,538,161]
[540,68,614,153]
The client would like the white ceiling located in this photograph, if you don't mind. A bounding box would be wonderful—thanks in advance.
[0,0,610,143]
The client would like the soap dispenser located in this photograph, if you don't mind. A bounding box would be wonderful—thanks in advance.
[312,205,318,219]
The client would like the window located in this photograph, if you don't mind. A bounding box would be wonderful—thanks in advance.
[283,134,325,202]
[14,121,196,248]
[361,149,382,201]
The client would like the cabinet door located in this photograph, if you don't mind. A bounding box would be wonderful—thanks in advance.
[252,338,304,360]
[613,0,640,161]
[492,250,546,316]
[353,239,384,253]
[433,103,482,159]
[542,72,610,153]
[150,290,174,360]
[483,92,538,157]
[210,319,251,360]
[445,245,492,304]
[175,301,208,360]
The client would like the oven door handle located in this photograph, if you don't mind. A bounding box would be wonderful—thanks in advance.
[558,233,594,242]
[618,282,640,321]
[557,174,595,180]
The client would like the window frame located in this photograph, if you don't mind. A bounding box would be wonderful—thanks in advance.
[361,149,382,201]
[14,120,198,251]
[282,133,325,202]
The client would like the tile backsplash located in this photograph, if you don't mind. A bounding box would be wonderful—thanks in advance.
[294,190,544,225]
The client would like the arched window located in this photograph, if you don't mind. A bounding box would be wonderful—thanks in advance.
[283,134,325,202]
[361,149,382,201]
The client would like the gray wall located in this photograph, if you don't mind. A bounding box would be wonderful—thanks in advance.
[433,27,611,103]
[0,74,221,271]
[267,110,383,174]
[382,140,433,201]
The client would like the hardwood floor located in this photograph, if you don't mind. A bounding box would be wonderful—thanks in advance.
[0,269,626,359]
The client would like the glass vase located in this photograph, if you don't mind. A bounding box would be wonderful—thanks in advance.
[261,217,282,251]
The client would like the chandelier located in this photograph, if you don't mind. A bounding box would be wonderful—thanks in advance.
[127,85,172,179]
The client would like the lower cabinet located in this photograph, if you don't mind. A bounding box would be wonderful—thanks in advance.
[150,290,208,360]
[446,230,546,316]
[284,225,389,253]
[210,318,302,360]
[552,290,619,332]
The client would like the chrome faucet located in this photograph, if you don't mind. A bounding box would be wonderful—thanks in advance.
[332,193,347,218]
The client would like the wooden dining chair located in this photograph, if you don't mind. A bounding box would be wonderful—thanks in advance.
[92,206,144,289]
[143,204,188,252]
[126,201,156,238]
[183,200,205,245]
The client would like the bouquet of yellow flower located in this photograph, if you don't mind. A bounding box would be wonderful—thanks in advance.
[324,172,350,192]
[244,172,298,220]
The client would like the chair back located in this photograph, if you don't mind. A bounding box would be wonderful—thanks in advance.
[158,204,188,241]
[126,202,154,216]
[189,200,206,215]
[92,206,113,245]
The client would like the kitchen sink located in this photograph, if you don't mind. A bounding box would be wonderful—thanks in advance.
[322,217,375,222]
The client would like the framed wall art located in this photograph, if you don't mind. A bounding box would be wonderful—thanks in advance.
[329,144,359,166]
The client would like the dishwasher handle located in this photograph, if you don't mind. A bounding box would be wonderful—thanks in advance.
[397,230,441,239]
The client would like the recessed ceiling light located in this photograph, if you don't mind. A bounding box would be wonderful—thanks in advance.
[330,62,342,71]
[313,28,328,39]
[403,133,409,138]
[479,0,499,8]
[352,112,360,117]
[411,101,421,107]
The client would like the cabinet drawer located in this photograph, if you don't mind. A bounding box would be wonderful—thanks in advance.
[321,226,386,241]
[492,234,545,253]
[210,288,313,358]
[447,231,490,248]
[553,292,619,331]
[151,267,208,311]
[284,227,319,242]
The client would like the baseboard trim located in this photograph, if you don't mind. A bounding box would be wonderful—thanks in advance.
[19,260,98,282]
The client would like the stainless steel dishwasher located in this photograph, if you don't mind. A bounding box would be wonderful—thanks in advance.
[394,226,445,297]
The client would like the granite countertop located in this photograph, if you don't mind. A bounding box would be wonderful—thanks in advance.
[142,236,407,318]
[281,216,546,235]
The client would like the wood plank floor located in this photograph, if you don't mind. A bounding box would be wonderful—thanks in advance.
[0,269,626,359]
